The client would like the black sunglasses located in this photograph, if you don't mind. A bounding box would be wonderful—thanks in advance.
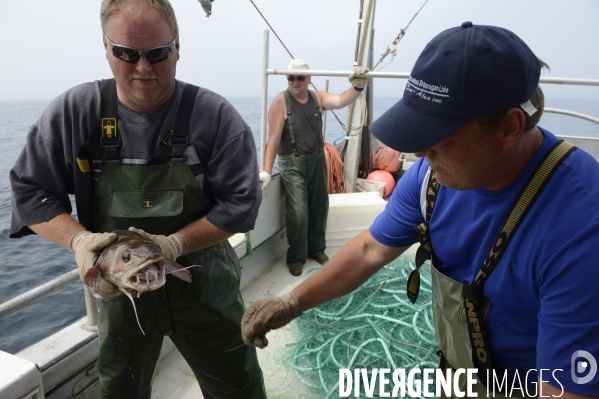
[105,35,176,65]
[287,75,307,82]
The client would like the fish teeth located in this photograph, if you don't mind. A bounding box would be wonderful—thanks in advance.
[131,264,164,288]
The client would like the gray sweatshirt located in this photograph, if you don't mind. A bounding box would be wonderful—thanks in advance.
[10,80,262,237]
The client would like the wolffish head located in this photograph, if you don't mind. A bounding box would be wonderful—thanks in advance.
[117,242,166,291]
[91,231,168,293]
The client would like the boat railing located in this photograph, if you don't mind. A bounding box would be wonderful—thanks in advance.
[266,69,599,85]
[264,68,599,126]
[0,270,100,331]
[544,108,599,124]
[1,38,597,338]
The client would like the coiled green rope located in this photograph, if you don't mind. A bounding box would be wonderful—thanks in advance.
[286,257,439,398]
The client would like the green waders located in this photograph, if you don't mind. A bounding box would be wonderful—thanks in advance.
[88,83,265,399]
[410,141,576,398]
[279,90,328,266]
[431,266,497,398]
[278,150,328,265]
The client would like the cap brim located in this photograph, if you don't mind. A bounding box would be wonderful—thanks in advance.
[370,99,474,153]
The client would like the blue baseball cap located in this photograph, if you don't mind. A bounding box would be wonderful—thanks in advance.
[370,22,541,153]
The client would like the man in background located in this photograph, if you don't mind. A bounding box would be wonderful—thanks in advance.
[259,58,368,276]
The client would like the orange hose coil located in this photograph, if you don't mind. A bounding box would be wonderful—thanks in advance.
[324,142,346,194]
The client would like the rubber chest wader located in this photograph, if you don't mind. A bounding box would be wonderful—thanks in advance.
[77,80,265,399]
[278,89,329,264]
[408,141,576,398]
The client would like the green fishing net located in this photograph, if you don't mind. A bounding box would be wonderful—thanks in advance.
[283,256,440,398]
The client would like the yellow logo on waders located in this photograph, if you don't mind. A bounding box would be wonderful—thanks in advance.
[102,118,117,140]
[144,199,152,208]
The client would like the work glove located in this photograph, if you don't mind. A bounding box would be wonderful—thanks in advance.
[259,171,272,190]
[128,227,185,261]
[348,66,369,91]
[241,292,302,349]
[72,231,120,299]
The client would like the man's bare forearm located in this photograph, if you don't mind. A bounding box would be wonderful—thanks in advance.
[29,213,86,252]
[177,217,234,254]
[321,86,362,110]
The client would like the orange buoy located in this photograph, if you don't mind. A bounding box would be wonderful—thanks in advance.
[366,170,396,198]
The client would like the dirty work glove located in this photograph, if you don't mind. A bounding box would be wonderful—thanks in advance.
[241,292,302,349]
[72,231,119,297]
[259,171,271,190]
[348,66,369,91]
[128,227,185,261]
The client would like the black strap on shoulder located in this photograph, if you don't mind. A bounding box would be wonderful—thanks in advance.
[151,83,200,164]
[77,81,200,169]
[283,90,297,153]
[74,78,118,230]
[283,89,324,152]
[76,79,120,168]
[407,169,440,303]
[308,90,323,146]
[99,79,120,160]
[462,139,576,377]
[170,83,199,158]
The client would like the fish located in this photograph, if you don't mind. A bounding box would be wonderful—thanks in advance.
[82,230,197,334]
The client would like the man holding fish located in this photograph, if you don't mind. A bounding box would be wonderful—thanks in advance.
[9,0,266,397]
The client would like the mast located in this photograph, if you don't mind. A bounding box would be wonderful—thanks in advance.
[343,0,376,192]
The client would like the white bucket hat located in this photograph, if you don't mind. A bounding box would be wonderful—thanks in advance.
[287,58,310,70]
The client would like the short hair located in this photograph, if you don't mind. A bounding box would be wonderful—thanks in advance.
[100,0,179,39]
[474,58,550,134]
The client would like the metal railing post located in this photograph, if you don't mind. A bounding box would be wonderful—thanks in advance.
[260,30,269,172]
[344,0,376,192]
[81,286,99,332]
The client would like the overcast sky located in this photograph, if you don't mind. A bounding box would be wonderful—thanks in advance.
[1,0,598,102]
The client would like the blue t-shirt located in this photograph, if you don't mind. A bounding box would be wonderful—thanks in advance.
[370,127,599,395]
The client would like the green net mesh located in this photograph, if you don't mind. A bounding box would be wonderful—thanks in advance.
[283,256,439,398]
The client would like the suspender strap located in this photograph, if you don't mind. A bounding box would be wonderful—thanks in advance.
[462,139,576,377]
[283,89,324,153]
[170,83,198,158]
[308,90,323,146]
[99,79,120,160]
[77,80,199,169]
[74,79,118,229]
[407,169,440,303]
[76,78,120,168]
[283,90,297,153]
[76,79,118,172]
[151,83,199,164]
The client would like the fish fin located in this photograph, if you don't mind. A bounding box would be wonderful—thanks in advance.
[165,259,193,283]
[83,266,103,289]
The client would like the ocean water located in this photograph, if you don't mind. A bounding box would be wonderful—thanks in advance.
[0,97,598,354]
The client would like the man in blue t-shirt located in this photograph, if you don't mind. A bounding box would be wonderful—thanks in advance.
[241,23,599,397]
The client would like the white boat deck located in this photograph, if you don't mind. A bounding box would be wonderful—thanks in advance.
[151,246,343,399]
